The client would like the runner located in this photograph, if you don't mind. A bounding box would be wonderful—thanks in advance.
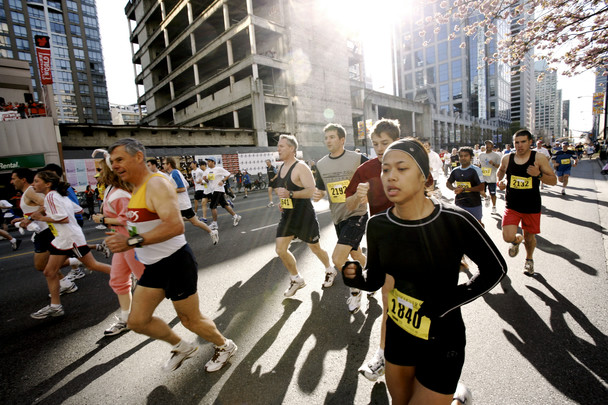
[163,158,218,245]
[479,140,502,214]
[105,138,237,372]
[190,160,206,216]
[449,147,459,174]
[91,156,145,336]
[29,171,111,319]
[274,134,333,297]
[10,168,80,296]
[497,129,557,275]
[313,123,368,314]
[447,147,485,225]
[266,159,278,207]
[552,141,577,196]
[203,157,241,230]
[343,137,507,405]
[345,118,399,382]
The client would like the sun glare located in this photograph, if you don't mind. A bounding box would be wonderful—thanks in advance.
[316,0,411,95]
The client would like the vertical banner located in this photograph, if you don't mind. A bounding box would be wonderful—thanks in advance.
[593,92,604,115]
[357,121,365,139]
[34,35,53,85]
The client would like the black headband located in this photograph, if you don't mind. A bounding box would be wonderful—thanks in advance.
[384,139,430,179]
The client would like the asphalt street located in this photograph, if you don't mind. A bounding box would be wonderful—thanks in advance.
[0,159,607,404]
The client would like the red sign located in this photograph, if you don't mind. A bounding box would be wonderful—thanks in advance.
[34,35,53,85]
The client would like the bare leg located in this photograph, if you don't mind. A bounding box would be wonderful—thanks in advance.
[127,286,181,345]
[276,236,298,276]
[173,293,225,346]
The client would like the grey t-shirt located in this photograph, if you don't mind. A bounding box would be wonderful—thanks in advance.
[315,149,368,224]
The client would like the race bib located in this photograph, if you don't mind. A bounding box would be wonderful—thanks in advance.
[452,161,458,167]
[388,289,431,340]
[48,223,58,237]
[560,158,571,165]
[327,180,349,203]
[455,181,472,190]
[280,198,293,209]
[510,175,532,189]
[208,173,215,180]
[482,167,492,176]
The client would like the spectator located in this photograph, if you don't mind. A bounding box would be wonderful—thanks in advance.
[242,170,251,198]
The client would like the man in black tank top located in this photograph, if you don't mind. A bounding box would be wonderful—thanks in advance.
[497,129,556,275]
[273,135,333,298]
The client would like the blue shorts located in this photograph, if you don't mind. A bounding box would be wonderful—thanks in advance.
[459,204,483,221]
[486,182,497,195]
[334,214,368,250]
[556,167,571,177]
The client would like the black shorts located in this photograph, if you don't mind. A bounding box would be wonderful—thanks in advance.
[209,192,228,209]
[33,228,54,253]
[268,179,277,189]
[137,244,198,301]
[194,190,206,201]
[334,214,368,250]
[385,318,466,395]
[244,183,252,190]
[48,243,91,258]
[181,208,196,219]
[276,204,321,244]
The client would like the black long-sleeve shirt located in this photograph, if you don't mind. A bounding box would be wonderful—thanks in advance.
[344,200,507,338]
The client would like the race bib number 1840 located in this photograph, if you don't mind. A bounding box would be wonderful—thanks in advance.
[388,289,431,340]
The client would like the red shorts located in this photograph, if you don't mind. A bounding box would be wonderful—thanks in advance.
[502,208,541,234]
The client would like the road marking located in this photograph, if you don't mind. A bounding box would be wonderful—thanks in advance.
[251,223,278,232]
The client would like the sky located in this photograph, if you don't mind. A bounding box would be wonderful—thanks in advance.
[97,1,597,135]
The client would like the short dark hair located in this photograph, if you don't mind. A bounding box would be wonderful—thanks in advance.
[12,168,34,183]
[190,160,198,167]
[147,158,159,168]
[513,129,534,141]
[371,118,400,141]
[458,146,474,158]
[41,163,63,177]
[323,123,347,139]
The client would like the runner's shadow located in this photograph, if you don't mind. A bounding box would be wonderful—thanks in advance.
[483,281,608,403]
[534,235,597,275]
[542,206,607,235]
[528,275,608,382]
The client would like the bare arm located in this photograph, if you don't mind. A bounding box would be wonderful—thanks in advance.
[531,154,557,186]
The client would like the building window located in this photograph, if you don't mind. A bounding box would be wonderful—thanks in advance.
[452,81,462,99]
[426,46,435,64]
[440,84,449,102]
[438,42,448,62]
[426,66,435,84]
[451,60,462,79]
[439,63,448,82]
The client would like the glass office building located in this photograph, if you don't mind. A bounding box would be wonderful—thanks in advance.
[0,0,111,123]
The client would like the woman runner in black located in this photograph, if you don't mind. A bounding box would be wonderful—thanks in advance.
[343,138,507,405]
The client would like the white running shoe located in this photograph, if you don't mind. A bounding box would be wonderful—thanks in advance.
[205,339,237,372]
[453,382,473,404]
[267,201,275,207]
[491,206,497,215]
[31,304,64,319]
[95,224,107,230]
[284,278,306,297]
[524,259,535,276]
[67,266,86,280]
[359,351,385,382]
[163,342,198,372]
[210,229,219,245]
[322,268,337,288]
[210,221,218,230]
[96,241,111,258]
[104,318,129,336]
[50,280,78,297]
[347,290,362,314]
[508,241,520,257]
[233,214,242,226]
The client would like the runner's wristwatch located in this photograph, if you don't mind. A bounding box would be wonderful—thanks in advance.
[127,234,144,248]
[289,191,294,198]
[536,172,543,180]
